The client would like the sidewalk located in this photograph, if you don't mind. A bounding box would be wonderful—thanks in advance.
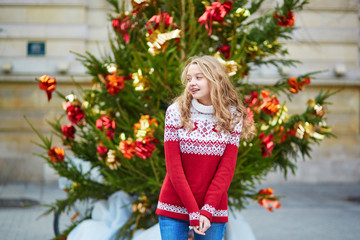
[0,182,359,240]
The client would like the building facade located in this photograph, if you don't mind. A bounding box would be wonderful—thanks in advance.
[0,0,359,183]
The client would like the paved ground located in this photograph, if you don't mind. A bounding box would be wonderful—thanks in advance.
[0,182,359,240]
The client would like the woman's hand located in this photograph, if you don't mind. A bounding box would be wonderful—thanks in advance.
[193,215,211,235]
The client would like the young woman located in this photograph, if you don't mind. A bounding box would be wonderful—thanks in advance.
[156,55,252,240]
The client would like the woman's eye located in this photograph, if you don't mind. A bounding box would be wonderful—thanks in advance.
[196,77,202,80]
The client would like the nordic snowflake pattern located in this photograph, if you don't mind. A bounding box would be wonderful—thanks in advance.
[164,103,242,156]
[157,201,228,218]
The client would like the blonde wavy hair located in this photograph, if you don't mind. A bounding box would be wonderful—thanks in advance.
[173,55,253,139]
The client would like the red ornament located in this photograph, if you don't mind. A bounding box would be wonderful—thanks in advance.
[64,102,85,125]
[48,147,65,163]
[119,139,136,159]
[135,136,159,159]
[96,116,115,130]
[259,133,274,157]
[106,129,115,140]
[112,16,138,44]
[273,11,295,27]
[279,127,296,143]
[217,45,231,59]
[260,90,279,115]
[38,75,56,101]
[288,77,311,94]
[246,107,254,123]
[146,12,173,35]
[97,143,108,155]
[105,73,132,95]
[255,187,281,212]
[61,124,76,141]
[198,1,233,35]
[244,91,260,108]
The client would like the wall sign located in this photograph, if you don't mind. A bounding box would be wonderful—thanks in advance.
[27,42,45,56]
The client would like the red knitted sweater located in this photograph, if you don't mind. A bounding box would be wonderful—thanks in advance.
[155,99,243,226]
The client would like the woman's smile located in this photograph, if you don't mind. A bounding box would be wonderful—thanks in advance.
[187,64,211,105]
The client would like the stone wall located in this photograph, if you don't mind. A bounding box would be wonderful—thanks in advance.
[0,0,359,183]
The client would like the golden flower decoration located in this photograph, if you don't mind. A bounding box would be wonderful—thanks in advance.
[147,29,181,56]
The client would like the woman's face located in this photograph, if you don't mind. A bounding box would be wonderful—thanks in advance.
[186,64,211,106]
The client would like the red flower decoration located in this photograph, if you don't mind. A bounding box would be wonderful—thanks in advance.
[198,1,233,35]
[48,147,65,163]
[112,15,138,43]
[96,116,116,130]
[97,143,108,155]
[38,75,56,101]
[64,102,85,125]
[146,12,173,35]
[259,132,274,157]
[105,73,132,95]
[246,107,254,123]
[217,45,231,59]
[61,124,76,141]
[288,77,310,94]
[256,187,281,212]
[119,139,136,159]
[260,90,279,115]
[273,11,295,27]
[244,91,260,108]
[135,136,159,159]
[106,129,115,140]
[279,126,296,143]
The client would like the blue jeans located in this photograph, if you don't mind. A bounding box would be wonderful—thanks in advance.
[159,215,226,240]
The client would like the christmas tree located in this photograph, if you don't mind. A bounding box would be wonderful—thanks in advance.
[27,0,336,239]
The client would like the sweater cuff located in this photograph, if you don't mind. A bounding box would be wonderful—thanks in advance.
[200,204,215,222]
[189,211,200,226]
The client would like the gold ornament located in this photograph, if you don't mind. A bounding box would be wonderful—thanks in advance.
[132,69,150,91]
[235,8,250,18]
[106,150,121,170]
[104,63,117,74]
[213,52,240,76]
[134,115,158,140]
[269,105,289,126]
[146,29,181,56]
[131,0,150,13]
[246,41,265,58]
[307,99,327,118]
[294,122,325,140]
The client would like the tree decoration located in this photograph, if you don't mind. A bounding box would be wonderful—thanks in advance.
[97,143,108,156]
[105,73,132,95]
[198,1,233,35]
[255,188,281,212]
[214,52,239,76]
[37,75,56,101]
[259,133,274,157]
[273,11,296,27]
[27,1,338,239]
[131,0,150,14]
[146,12,174,35]
[48,147,65,163]
[132,69,152,91]
[106,149,121,170]
[119,139,136,159]
[61,124,76,141]
[146,29,181,56]
[288,77,311,93]
[112,13,133,43]
[63,101,85,125]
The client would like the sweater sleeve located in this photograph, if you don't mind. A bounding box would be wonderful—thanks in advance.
[200,113,243,221]
[164,104,200,226]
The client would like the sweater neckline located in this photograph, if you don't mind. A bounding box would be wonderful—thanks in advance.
[191,99,214,114]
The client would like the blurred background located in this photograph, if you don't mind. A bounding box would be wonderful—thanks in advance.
[0,0,359,184]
